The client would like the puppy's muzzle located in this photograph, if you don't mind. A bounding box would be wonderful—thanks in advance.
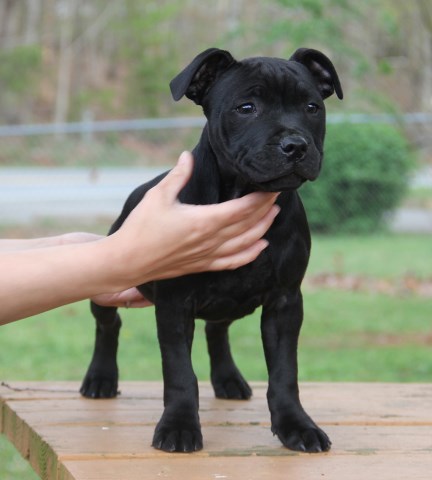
[280,136,308,163]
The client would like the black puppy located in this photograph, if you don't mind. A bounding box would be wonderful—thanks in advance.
[80,47,343,453]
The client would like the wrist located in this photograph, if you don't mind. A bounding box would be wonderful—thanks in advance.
[92,234,153,294]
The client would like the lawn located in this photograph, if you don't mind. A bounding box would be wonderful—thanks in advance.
[1,233,431,479]
[1,287,430,384]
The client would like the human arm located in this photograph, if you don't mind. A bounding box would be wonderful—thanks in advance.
[0,233,101,251]
[0,151,279,324]
[0,234,151,309]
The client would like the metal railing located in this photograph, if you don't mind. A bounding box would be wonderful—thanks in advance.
[0,113,431,138]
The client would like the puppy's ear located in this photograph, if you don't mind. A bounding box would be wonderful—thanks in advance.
[170,48,235,104]
[290,48,343,100]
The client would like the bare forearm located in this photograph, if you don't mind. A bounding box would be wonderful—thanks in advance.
[0,237,63,251]
[0,233,101,252]
[0,239,126,324]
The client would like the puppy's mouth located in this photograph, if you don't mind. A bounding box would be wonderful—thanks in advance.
[253,172,307,192]
[239,150,320,192]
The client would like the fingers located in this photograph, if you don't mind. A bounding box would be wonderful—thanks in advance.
[162,203,279,275]
[207,238,270,271]
[92,288,153,308]
[223,193,280,238]
[154,151,194,203]
[124,299,154,308]
[181,204,279,272]
[212,191,279,223]
[202,191,280,238]
[169,237,270,275]
[190,193,279,253]
[207,203,280,258]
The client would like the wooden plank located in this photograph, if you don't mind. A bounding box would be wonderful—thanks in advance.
[59,454,432,480]
[7,424,432,459]
[1,382,432,480]
[2,382,432,425]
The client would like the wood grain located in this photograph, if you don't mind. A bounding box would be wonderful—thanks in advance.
[1,382,431,479]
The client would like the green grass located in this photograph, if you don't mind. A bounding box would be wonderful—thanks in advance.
[308,233,432,279]
[0,441,39,480]
[1,233,431,479]
[0,289,430,383]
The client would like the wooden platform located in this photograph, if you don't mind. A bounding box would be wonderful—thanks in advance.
[1,382,432,480]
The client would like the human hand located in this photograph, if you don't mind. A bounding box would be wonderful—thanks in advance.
[91,287,153,308]
[0,151,279,324]
[107,151,280,290]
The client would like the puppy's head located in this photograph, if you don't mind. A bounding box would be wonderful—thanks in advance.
[170,48,343,192]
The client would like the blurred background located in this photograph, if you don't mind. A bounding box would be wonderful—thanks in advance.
[0,0,431,231]
[0,1,431,478]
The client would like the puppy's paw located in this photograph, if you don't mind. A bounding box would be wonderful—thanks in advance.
[272,418,331,453]
[211,368,252,400]
[80,365,119,399]
[152,411,203,453]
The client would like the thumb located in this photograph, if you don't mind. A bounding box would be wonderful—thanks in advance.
[157,151,194,203]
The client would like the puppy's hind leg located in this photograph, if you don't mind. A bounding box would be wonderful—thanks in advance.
[205,320,252,400]
[80,302,121,399]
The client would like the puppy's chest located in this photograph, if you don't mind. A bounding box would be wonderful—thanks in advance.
[194,253,276,322]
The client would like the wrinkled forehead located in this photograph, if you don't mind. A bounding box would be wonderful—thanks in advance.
[209,57,317,102]
[242,56,304,79]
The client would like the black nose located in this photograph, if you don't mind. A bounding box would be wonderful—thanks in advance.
[280,136,308,162]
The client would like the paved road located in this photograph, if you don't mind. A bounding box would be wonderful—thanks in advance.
[0,166,166,224]
[1,166,431,233]
[387,208,432,233]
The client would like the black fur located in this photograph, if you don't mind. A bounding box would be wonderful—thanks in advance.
[80,48,342,453]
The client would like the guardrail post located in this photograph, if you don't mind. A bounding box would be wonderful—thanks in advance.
[82,110,94,142]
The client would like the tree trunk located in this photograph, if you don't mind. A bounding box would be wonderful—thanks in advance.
[54,0,77,128]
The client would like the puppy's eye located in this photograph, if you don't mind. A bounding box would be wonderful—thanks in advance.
[306,103,320,114]
[236,103,256,115]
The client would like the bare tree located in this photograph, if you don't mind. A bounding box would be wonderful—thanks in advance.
[54,0,119,126]
[416,0,432,111]
[0,0,21,49]
[24,0,42,45]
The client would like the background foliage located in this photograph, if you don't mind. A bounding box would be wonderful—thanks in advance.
[301,123,414,232]
[0,0,431,123]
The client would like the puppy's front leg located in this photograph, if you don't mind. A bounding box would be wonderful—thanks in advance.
[261,290,331,453]
[152,302,202,452]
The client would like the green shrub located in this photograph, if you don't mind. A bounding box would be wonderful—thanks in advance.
[300,122,414,233]
[0,45,42,94]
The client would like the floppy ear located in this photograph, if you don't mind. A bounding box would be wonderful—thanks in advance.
[289,48,343,100]
[170,48,235,105]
